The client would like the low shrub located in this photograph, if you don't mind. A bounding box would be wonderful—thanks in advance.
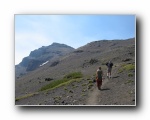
[63,72,83,79]
[15,92,38,101]
[39,72,83,91]
[118,64,135,73]
[128,73,133,77]
[123,64,135,71]
[40,78,69,91]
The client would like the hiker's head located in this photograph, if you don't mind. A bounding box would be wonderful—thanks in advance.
[99,67,101,70]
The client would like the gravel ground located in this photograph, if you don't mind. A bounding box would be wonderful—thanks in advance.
[15,38,135,106]
[15,62,135,106]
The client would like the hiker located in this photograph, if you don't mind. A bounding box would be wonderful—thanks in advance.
[106,61,113,78]
[96,67,103,90]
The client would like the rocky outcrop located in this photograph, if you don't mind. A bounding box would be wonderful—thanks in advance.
[15,43,75,76]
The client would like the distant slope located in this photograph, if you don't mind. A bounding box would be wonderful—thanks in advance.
[15,38,135,106]
[15,43,75,77]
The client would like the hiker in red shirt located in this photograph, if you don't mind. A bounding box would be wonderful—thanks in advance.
[96,67,103,90]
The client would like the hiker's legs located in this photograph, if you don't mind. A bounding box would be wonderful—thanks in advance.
[107,68,110,78]
[107,72,109,77]
[107,68,109,77]
[108,72,111,78]
[109,68,112,78]
[96,80,99,89]
[96,79,102,90]
[108,68,112,78]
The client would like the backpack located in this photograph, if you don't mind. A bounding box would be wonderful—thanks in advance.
[106,62,113,67]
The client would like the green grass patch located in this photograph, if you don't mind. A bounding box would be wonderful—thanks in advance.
[39,78,82,91]
[118,69,123,73]
[88,83,94,89]
[39,78,70,91]
[123,64,135,71]
[39,72,83,92]
[81,93,86,96]
[128,73,133,77]
[63,72,83,79]
[15,92,38,102]
[118,64,135,73]
[88,80,93,83]
[16,72,83,101]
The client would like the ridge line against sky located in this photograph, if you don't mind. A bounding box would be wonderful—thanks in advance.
[15,15,135,65]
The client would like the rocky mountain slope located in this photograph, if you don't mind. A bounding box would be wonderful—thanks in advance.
[15,38,135,106]
[15,43,75,77]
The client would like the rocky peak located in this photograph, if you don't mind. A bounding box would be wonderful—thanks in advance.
[16,42,75,74]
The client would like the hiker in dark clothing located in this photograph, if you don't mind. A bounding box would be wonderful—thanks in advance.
[96,67,103,90]
[106,61,113,78]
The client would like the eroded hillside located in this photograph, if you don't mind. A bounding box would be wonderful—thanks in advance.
[15,38,135,105]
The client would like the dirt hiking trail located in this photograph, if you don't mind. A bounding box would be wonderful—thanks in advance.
[86,68,122,105]
[86,66,135,105]
[86,77,109,105]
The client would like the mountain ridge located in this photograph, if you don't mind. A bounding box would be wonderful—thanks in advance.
[15,38,135,78]
[15,38,135,105]
[15,42,75,77]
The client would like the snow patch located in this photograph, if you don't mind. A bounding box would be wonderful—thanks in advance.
[40,61,49,67]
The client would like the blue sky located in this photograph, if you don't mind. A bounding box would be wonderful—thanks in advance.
[15,15,135,65]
